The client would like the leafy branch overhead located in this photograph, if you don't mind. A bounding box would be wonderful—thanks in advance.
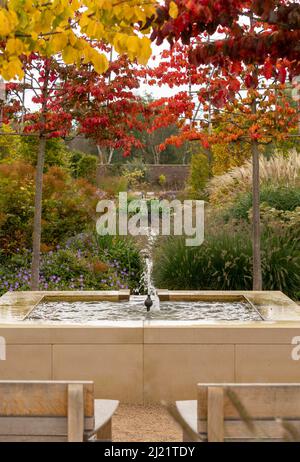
[0,0,155,80]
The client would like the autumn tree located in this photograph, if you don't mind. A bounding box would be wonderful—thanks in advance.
[151,0,300,290]
[0,0,156,290]
[56,49,148,163]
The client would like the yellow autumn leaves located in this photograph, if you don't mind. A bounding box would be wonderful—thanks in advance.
[0,0,157,80]
[169,1,179,19]
[113,35,152,65]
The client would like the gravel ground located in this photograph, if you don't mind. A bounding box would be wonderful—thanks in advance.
[112,404,182,442]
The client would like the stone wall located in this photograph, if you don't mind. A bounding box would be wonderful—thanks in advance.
[97,164,190,189]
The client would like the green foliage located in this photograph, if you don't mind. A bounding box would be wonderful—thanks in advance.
[69,149,84,171]
[70,150,97,182]
[211,141,251,175]
[225,186,300,221]
[0,124,20,161]
[122,168,145,189]
[187,152,210,198]
[0,232,143,294]
[262,229,300,299]
[208,150,300,207]
[260,204,300,240]
[158,174,166,186]
[153,229,300,300]
[70,149,97,181]
[122,158,148,177]
[121,159,148,189]
[153,234,252,292]
[17,136,71,168]
[0,160,98,253]
[98,175,128,197]
[77,154,97,180]
[95,234,143,288]
[0,161,35,253]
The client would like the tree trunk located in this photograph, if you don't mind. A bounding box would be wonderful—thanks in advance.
[251,138,262,290]
[30,136,46,290]
[154,146,160,165]
[30,65,49,290]
[108,147,114,164]
[97,144,104,164]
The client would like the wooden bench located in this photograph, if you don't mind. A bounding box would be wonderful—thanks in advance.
[0,380,119,442]
[176,383,300,442]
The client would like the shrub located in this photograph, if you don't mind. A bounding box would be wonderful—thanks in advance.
[211,141,251,176]
[187,152,210,198]
[98,175,128,197]
[0,124,20,161]
[225,186,300,221]
[122,158,148,177]
[122,168,145,189]
[94,234,143,289]
[0,232,143,295]
[158,174,166,187]
[153,234,253,291]
[77,154,97,182]
[262,229,300,299]
[260,204,300,240]
[0,161,35,252]
[0,160,98,252]
[153,229,300,300]
[207,150,300,207]
[70,150,97,182]
[18,136,71,168]
[121,159,148,189]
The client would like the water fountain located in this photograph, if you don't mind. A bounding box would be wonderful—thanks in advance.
[1,288,299,405]
[141,229,160,312]
[17,201,268,322]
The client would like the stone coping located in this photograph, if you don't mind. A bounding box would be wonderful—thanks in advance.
[0,290,299,325]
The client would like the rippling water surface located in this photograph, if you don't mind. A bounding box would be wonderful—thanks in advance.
[26,298,262,323]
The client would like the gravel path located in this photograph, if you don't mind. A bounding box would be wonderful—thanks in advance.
[113,404,182,442]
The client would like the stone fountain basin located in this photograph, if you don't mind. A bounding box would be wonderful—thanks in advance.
[0,290,300,403]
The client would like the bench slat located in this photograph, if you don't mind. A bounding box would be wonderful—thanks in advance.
[0,416,94,435]
[0,435,68,442]
[0,381,94,417]
[198,384,300,419]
